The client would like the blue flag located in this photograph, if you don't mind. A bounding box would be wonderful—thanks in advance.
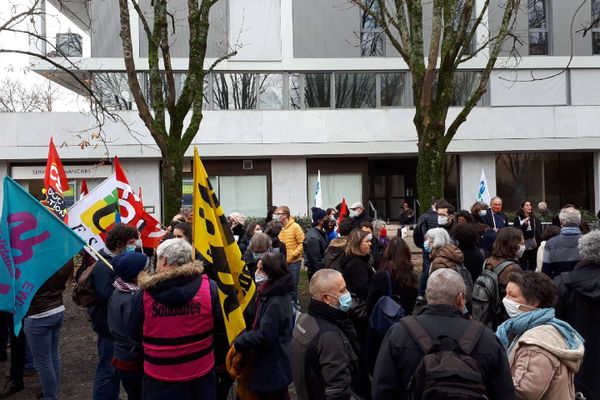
[0,177,85,334]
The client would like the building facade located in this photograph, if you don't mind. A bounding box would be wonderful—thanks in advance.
[2,0,600,221]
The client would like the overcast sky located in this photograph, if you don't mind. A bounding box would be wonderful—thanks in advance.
[0,0,88,111]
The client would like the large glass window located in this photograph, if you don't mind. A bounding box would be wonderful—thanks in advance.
[360,0,385,56]
[258,74,283,110]
[592,0,600,54]
[380,73,405,107]
[213,73,258,110]
[289,73,331,109]
[182,175,266,217]
[307,173,363,210]
[496,153,593,212]
[335,73,376,108]
[450,71,480,106]
[528,0,550,55]
[92,72,136,111]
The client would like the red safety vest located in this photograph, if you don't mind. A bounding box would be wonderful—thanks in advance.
[142,274,214,382]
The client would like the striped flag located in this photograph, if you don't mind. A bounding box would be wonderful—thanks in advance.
[192,147,255,343]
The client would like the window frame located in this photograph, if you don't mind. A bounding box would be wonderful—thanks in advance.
[592,0,600,55]
[359,0,386,57]
[527,0,552,56]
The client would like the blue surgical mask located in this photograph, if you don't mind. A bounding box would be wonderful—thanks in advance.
[338,292,352,312]
[125,245,136,253]
[423,240,432,253]
[252,251,265,261]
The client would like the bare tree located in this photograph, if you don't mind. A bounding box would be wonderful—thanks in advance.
[0,77,59,112]
[349,0,522,209]
[118,0,237,221]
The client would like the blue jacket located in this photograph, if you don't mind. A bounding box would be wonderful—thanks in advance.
[235,273,294,392]
[89,250,116,338]
[542,229,582,278]
[108,288,140,363]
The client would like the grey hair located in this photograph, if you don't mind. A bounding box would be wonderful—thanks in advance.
[157,238,193,267]
[559,207,581,227]
[426,269,466,305]
[578,231,600,263]
[309,269,344,298]
[248,232,272,252]
[538,201,547,209]
[490,196,502,204]
[426,228,451,251]
[372,219,385,238]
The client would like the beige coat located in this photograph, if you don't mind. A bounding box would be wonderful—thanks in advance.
[509,324,584,400]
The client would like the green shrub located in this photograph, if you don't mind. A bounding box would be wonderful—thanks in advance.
[243,215,313,233]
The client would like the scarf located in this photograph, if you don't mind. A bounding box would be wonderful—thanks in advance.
[113,277,139,293]
[496,307,584,351]
[561,227,581,236]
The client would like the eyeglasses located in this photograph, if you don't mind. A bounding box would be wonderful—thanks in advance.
[273,212,285,216]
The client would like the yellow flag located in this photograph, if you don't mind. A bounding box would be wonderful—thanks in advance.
[192,147,255,343]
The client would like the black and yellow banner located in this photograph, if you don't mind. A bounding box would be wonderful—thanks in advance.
[192,147,255,343]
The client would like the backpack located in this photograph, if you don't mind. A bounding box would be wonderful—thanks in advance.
[369,271,405,335]
[413,217,427,249]
[471,259,514,329]
[455,264,474,306]
[401,316,488,400]
[72,262,96,307]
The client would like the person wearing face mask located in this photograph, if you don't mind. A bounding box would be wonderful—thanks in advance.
[238,222,263,256]
[496,271,584,400]
[482,227,524,328]
[373,269,515,400]
[291,269,363,400]
[470,202,497,258]
[88,223,140,400]
[435,200,456,236]
[349,201,372,229]
[234,253,294,400]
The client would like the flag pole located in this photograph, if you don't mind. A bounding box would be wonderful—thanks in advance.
[85,245,114,271]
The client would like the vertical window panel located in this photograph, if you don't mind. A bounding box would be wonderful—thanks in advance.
[335,73,376,108]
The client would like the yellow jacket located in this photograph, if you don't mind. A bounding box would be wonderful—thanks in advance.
[279,218,305,264]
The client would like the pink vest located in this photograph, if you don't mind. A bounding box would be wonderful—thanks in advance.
[142,274,214,382]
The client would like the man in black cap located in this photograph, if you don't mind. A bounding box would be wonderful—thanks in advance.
[304,207,329,281]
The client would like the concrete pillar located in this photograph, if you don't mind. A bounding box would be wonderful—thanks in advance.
[459,154,497,209]
[271,158,307,216]
[0,161,7,207]
[118,158,163,223]
[594,152,600,213]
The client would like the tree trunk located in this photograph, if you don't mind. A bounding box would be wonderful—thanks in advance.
[161,145,184,223]
[416,128,446,214]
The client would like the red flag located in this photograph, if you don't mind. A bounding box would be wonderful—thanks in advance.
[114,156,166,248]
[42,137,70,219]
[337,197,348,228]
[80,179,89,200]
[138,186,143,202]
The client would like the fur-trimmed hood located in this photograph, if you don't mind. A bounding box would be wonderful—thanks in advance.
[138,261,204,308]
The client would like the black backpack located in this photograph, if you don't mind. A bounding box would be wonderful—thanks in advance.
[413,216,427,249]
[369,271,405,335]
[471,259,514,329]
[401,316,488,400]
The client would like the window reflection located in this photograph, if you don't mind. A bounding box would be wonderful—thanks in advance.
[380,73,405,107]
[92,72,135,111]
[213,73,257,110]
[335,73,376,108]
[258,74,283,110]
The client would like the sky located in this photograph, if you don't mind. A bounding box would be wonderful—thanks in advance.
[0,0,89,111]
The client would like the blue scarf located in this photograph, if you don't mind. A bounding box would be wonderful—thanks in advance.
[496,308,584,351]
[561,227,581,236]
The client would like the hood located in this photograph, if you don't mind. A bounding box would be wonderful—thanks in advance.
[514,324,584,373]
[138,261,204,307]
[431,245,464,268]
[328,237,347,248]
[565,262,600,299]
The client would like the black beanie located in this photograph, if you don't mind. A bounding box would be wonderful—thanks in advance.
[112,252,148,283]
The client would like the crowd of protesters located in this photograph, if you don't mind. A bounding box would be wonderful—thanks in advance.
[1,197,600,400]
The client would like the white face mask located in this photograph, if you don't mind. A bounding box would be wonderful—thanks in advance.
[255,272,268,285]
[517,244,526,258]
[272,214,281,223]
[502,297,534,318]
[349,210,358,218]
[437,215,449,226]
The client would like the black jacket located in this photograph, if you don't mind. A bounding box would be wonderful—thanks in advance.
[513,213,542,243]
[459,245,485,283]
[304,226,329,272]
[351,212,372,229]
[372,304,516,400]
[324,238,347,271]
[414,208,439,249]
[107,288,140,364]
[340,253,373,300]
[291,299,361,400]
[128,262,227,371]
[554,262,600,399]
[234,273,294,392]
[89,250,116,338]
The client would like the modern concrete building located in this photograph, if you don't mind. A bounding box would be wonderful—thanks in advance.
[2,0,600,220]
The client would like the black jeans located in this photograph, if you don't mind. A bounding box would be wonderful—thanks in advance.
[8,317,26,386]
[0,312,10,361]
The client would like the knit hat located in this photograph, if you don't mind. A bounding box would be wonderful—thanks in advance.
[350,201,363,210]
[311,207,327,224]
[112,252,148,283]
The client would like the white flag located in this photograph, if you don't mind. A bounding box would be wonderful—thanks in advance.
[477,169,491,205]
[314,170,323,208]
